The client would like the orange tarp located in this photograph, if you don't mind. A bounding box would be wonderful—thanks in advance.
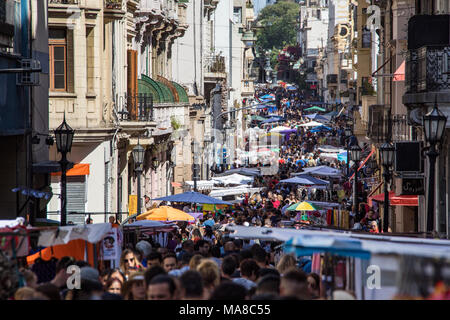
[51,163,90,176]
[26,239,97,266]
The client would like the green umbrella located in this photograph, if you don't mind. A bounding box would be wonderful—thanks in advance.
[304,106,326,112]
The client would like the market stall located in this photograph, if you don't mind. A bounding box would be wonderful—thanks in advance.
[226,225,450,300]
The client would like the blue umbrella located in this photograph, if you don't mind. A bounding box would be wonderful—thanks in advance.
[154,191,232,205]
[295,165,342,178]
[279,175,329,185]
[260,94,275,99]
[216,168,261,177]
[311,125,332,131]
[287,86,297,90]
[262,117,285,124]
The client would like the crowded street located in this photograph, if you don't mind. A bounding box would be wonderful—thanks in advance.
[2,84,449,301]
[1,0,450,304]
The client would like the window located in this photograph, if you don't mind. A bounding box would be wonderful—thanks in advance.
[362,27,371,48]
[49,29,67,91]
[233,7,242,24]
[0,0,14,47]
[86,27,94,93]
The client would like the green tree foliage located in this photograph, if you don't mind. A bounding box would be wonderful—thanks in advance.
[255,1,299,52]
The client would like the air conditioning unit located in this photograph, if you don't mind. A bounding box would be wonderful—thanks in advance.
[16,59,40,86]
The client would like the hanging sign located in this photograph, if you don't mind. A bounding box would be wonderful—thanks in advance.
[401,178,424,195]
[102,229,119,261]
[129,195,137,216]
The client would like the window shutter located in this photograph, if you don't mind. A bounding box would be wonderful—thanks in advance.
[127,50,138,119]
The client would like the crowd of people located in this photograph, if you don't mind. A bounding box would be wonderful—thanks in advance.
[4,85,380,300]
[8,229,351,300]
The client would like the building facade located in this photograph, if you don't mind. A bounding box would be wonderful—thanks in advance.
[0,0,49,222]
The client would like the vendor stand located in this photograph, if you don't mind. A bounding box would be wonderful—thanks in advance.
[226,225,450,300]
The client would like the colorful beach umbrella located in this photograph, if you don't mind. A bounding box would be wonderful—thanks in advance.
[287,201,322,211]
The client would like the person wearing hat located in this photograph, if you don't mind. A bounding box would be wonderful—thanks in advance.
[144,195,152,210]
[121,272,146,300]
[135,240,152,268]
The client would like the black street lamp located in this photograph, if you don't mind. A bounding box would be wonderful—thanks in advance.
[350,144,362,218]
[422,100,447,233]
[151,157,160,169]
[191,141,198,192]
[344,127,352,177]
[380,142,395,233]
[132,141,145,217]
[54,115,74,226]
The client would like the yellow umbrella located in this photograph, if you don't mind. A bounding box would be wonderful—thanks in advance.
[137,206,195,221]
[287,201,322,211]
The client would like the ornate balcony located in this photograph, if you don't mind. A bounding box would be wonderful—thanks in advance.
[367,104,390,143]
[105,0,122,10]
[204,54,227,83]
[114,93,154,123]
[326,74,337,84]
[403,14,450,113]
[404,45,450,109]
[49,0,78,4]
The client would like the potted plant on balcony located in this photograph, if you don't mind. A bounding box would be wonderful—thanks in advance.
[170,116,181,131]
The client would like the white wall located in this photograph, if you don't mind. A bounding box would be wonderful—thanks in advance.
[172,1,203,96]
[47,141,112,224]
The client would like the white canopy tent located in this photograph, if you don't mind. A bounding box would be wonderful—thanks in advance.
[269,126,291,133]
[212,173,254,185]
[318,145,347,154]
[209,187,263,199]
[37,223,112,247]
[299,121,323,127]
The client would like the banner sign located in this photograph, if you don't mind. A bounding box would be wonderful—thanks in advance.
[401,178,424,195]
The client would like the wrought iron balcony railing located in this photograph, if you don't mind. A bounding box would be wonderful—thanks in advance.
[368,104,390,143]
[392,114,412,142]
[326,74,337,84]
[49,0,79,4]
[105,0,122,10]
[114,93,154,122]
[406,45,450,93]
[204,54,226,74]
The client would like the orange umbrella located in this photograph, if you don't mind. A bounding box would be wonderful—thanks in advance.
[137,206,195,221]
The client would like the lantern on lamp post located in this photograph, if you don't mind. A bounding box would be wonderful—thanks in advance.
[380,142,395,232]
[422,99,447,233]
[132,141,145,217]
[54,115,75,226]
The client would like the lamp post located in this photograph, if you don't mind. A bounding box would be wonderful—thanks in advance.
[380,142,395,233]
[350,144,362,218]
[422,101,447,233]
[132,141,145,217]
[344,127,352,177]
[191,141,198,192]
[54,115,74,226]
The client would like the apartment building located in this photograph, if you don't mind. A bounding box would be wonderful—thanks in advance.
[46,0,191,223]
[0,0,49,222]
